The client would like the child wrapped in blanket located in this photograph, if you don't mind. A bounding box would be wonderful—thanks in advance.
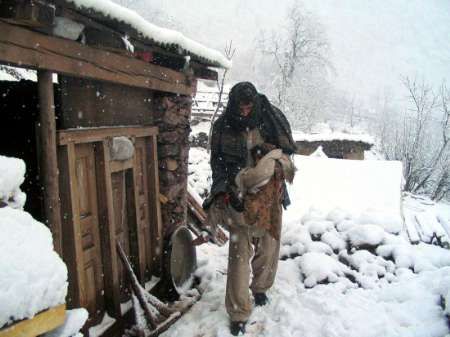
[235,143,295,240]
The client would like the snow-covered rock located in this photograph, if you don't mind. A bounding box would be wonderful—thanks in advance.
[305,219,334,237]
[298,252,351,288]
[336,219,357,232]
[321,231,347,252]
[346,224,386,248]
[305,241,334,256]
[326,208,351,224]
[0,155,26,209]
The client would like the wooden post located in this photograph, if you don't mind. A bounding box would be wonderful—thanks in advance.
[38,70,62,255]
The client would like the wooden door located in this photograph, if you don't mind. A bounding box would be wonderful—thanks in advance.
[111,169,132,301]
[134,139,152,275]
[74,143,105,324]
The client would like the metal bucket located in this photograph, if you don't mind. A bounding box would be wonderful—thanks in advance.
[151,226,197,301]
[169,226,197,292]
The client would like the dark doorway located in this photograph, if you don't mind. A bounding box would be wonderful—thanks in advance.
[0,79,61,221]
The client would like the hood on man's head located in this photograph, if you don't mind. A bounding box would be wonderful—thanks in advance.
[229,82,258,106]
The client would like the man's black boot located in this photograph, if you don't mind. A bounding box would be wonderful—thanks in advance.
[254,292,268,306]
[230,321,246,336]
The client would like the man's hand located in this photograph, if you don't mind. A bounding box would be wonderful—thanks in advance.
[192,231,211,246]
[215,192,230,209]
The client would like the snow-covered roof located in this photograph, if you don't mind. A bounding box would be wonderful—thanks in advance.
[293,131,375,146]
[65,0,231,69]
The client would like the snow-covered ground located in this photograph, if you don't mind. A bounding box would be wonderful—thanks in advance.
[167,146,450,337]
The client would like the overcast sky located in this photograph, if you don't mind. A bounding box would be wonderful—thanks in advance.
[123,0,450,105]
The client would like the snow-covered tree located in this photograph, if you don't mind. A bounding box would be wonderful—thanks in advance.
[378,78,450,200]
[255,2,332,130]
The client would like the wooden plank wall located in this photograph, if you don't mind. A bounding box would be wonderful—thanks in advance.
[58,77,154,129]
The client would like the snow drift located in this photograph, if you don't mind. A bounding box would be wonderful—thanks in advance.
[0,156,68,329]
[288,156,403,232]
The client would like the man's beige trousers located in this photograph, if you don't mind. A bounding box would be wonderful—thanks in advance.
[225,225,281,322]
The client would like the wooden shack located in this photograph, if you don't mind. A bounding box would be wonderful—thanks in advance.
[0,1,229,335]
[293,131,374,160]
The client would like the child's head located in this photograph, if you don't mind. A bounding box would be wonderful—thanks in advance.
[251,143,277,163]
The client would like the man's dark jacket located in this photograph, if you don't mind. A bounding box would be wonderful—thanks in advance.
[203,82,296,210]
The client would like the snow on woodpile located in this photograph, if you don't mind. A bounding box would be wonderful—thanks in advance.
[65,0,231,69]
[0,156,68,329]
[403,194,450,247]
[0,155,27,209]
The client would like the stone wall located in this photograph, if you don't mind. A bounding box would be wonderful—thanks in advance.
[154,94,192,238]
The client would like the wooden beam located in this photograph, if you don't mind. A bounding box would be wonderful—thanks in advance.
[0,304,66,337]
[58,126,158,145]
[0,20,194,95]
[38,69,63,255]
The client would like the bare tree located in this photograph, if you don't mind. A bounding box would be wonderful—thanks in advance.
[378,78,450,200]
[429,83,450,200]
[207,41,236,153]
[381,77,438,192]
[257,2,330,116]
[432,167,450,201]
[412,83,450,193]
